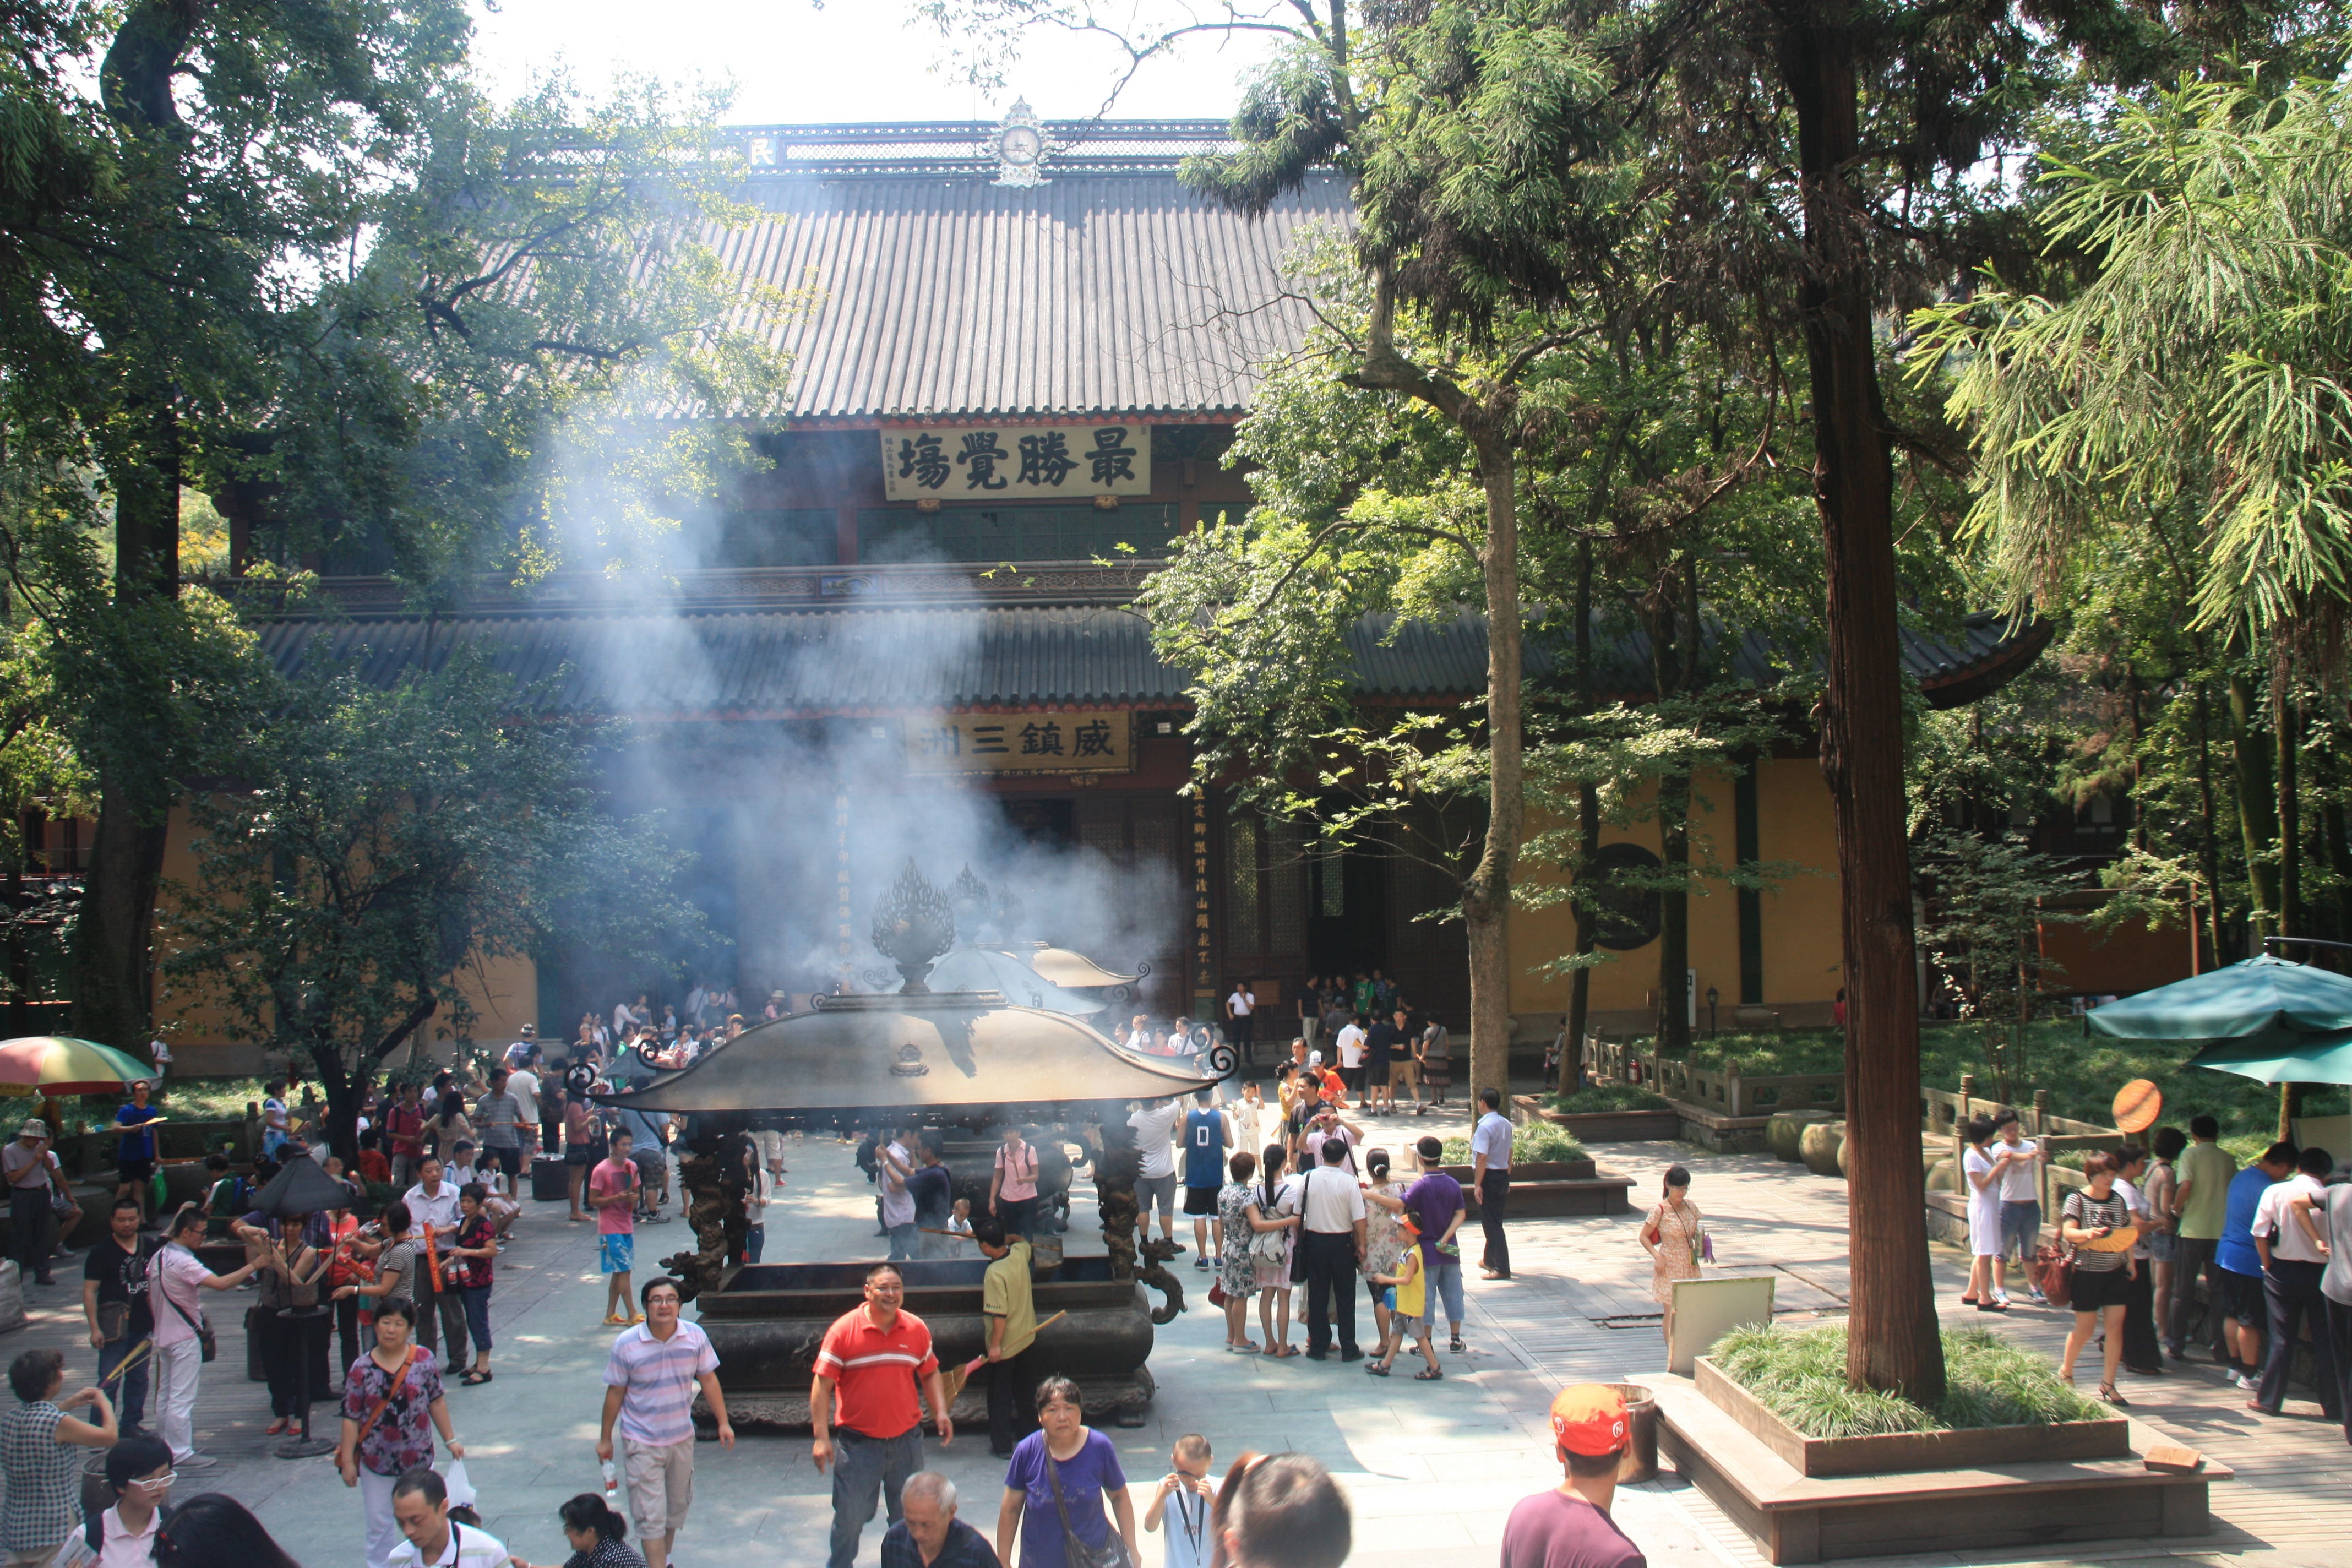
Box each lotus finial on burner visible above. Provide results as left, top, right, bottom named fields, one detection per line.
left=949, top=865, right=991, bottom=940
left=872, top=859, right=955, bottom=993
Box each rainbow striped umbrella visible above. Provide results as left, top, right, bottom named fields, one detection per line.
left=0, top=1036, right=160, bottom=1096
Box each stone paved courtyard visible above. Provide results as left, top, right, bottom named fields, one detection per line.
left=2, top=1120, right=2344, bottom=1568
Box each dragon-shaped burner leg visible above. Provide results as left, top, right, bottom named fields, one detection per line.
left=1092, top=1119, right=1182, bottom=1323
left=661, top=1135, right=747, bottom=1303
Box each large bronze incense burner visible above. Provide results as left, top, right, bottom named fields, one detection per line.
left=594, top=863, right=1227, bottom=1429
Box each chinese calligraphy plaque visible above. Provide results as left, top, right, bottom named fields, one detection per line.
left=881, top=423, right=1153, bottom=501
left=903, top=711, right=1134, bottom=775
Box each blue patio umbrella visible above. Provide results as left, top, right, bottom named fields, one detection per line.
left=2185, top=1031, right=2352, bottom=1086
left=2086, top=954, right=2352, bottom=1096
left=2084, top=955, right=2352, bottom=1052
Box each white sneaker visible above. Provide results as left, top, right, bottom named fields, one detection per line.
left=2234, top=1373, right=2258, bottom=1391
left=178, top=1453, right=218, bottom=1470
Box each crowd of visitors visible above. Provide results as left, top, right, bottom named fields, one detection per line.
left=33, top=987, right=2352, bottom=1568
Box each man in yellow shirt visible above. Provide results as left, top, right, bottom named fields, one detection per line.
left=976, top=1218, right=1038, bottom=1458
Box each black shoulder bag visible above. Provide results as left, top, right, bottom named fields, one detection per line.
left=1045, top=1447, right=1134, bottom=1568
left=156, top=1251, right=217, bottom=1362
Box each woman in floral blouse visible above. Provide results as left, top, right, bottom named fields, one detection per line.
left=336, top=1297, right=464, bottom=1568
left=1216, top=1150, right=1261, bottom=1352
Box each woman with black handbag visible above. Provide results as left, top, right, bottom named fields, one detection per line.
left=2058, top=1152, right=2139, bottom=1406
left=995, top=1377, right=1139, bottom=1568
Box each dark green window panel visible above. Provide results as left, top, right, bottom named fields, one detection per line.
left=711, top=508, right=838, bottom=568
left=856, top=504, right=1178, bottom=564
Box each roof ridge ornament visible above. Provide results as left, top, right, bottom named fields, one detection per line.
left=987, top=99, right=1054, bottom=187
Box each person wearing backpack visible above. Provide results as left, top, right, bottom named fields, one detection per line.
left=72, top=1430, right=174, bottom=1568
left=199, top=1156, right=247, bottom=1243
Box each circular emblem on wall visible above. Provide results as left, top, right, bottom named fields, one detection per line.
left=1585, top=842, right=1665, bottom=951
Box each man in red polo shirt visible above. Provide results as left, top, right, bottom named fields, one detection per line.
left=812, top=1262, right=954, bottom=1568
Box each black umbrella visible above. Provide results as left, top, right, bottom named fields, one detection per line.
left=248, top=1154, right=361, bottom=1218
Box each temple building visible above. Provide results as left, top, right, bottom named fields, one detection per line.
left=110, top=112, right=2156, bottom=1071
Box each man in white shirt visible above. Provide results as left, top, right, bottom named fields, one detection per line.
left=1471, top=1088, right=1515, bottom=1280
left=1297, top=1137, right=1368, bottom=1360
left=1334, top=1016, right=1369, bottom=1099
left=1298, top=1107, right=1362, bottom=1175
left=508, top=1059, right=542, bottom=1158
left=2249, top=1145, right=2340, bottom=1419
left=388, top=1468, right=506, bottom=1568
left=1990, top=1110, right=2045, bottom=1298
left=403, top=1155, right=469, bottom=1373
left=1128, top=1098, right=1184, bottom=1249
left=147, top=1037, right=172, bottom=1083
left=1224, top=980, right=1257, bottom=1067
left=879, top=1129, right=918, bottom=1260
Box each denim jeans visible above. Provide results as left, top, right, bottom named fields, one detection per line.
left=1999, top=1199, right=2041, bottom=1264
left=827, top=1426, right=924, bottom=1568
left=98, top=1333, right=151, bottom=1433
left=886, top=1222, right=917, bottom=1261
left=1418, top=1255, right=1466, bottom=1330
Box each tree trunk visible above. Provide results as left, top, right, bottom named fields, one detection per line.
left=2275, top=679, right=2300, bottom=941
left=2194, top=677, right=2223, bottom=968
left=70, top=405, right=182, bottom=1053
left=1783, top=6, right=1945, bottom=1402
left=1461, top=430, right=1523, bottom=1109
left=1562, top=540, right=1597, bottom=1098
left=2229, top=672, right=2279, bottom=949
left=1657, top=769, right=1693, bottom=1054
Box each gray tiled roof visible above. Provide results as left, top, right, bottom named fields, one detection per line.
left=252, top=605, right=2044, bottom=717
left=718, top=170, right=1352, bottom=419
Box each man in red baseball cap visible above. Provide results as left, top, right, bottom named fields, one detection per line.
left=1499, top=1384, right=1646, bottom=1568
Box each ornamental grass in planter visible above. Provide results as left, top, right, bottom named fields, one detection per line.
left=1439, top=1123, right=1586, bottom=1166
left=1702, top=1322, right=2125, bottom=1477
left=1544, top=1082, right=1673, bottom=1114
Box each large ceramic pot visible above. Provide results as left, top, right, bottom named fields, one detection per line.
left=1767, top=1110, right=1831, bottom=1163
left=1799, top=1120, right=1845, bottom=1177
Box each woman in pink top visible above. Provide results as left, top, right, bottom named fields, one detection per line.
left=991, top=1126, right=1041, bottom=1238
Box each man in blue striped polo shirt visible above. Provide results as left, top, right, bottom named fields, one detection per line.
left=597, top=1277, right=734, bottom=1568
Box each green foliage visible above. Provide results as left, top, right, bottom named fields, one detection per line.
left=1542, top=1081, right=1670, bottom=1113
left=1647, top=1022, right=2346, bottom=1142
left=1918, top=68, right=2352, bottom=636
left=160, top=650, right=705, bottom=1156
left=1713, top=1323, right=2108, bottom=1437
left=1438, top=1121, right=1585, bottom=1164
left=1914, top=827, right=2088, bottom=1102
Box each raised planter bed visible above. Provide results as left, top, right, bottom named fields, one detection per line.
left=1559, top=1109, right=1682, bottom=1141
left=1437, top=1161, right=1633, bottom=1217
left=1644, top=1371, right=2222, bottom=1565
left=1694, top=1357, right=2131, bottom=1477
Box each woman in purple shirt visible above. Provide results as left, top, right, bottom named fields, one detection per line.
left=996, top=1378, right=1137, bottom=1568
